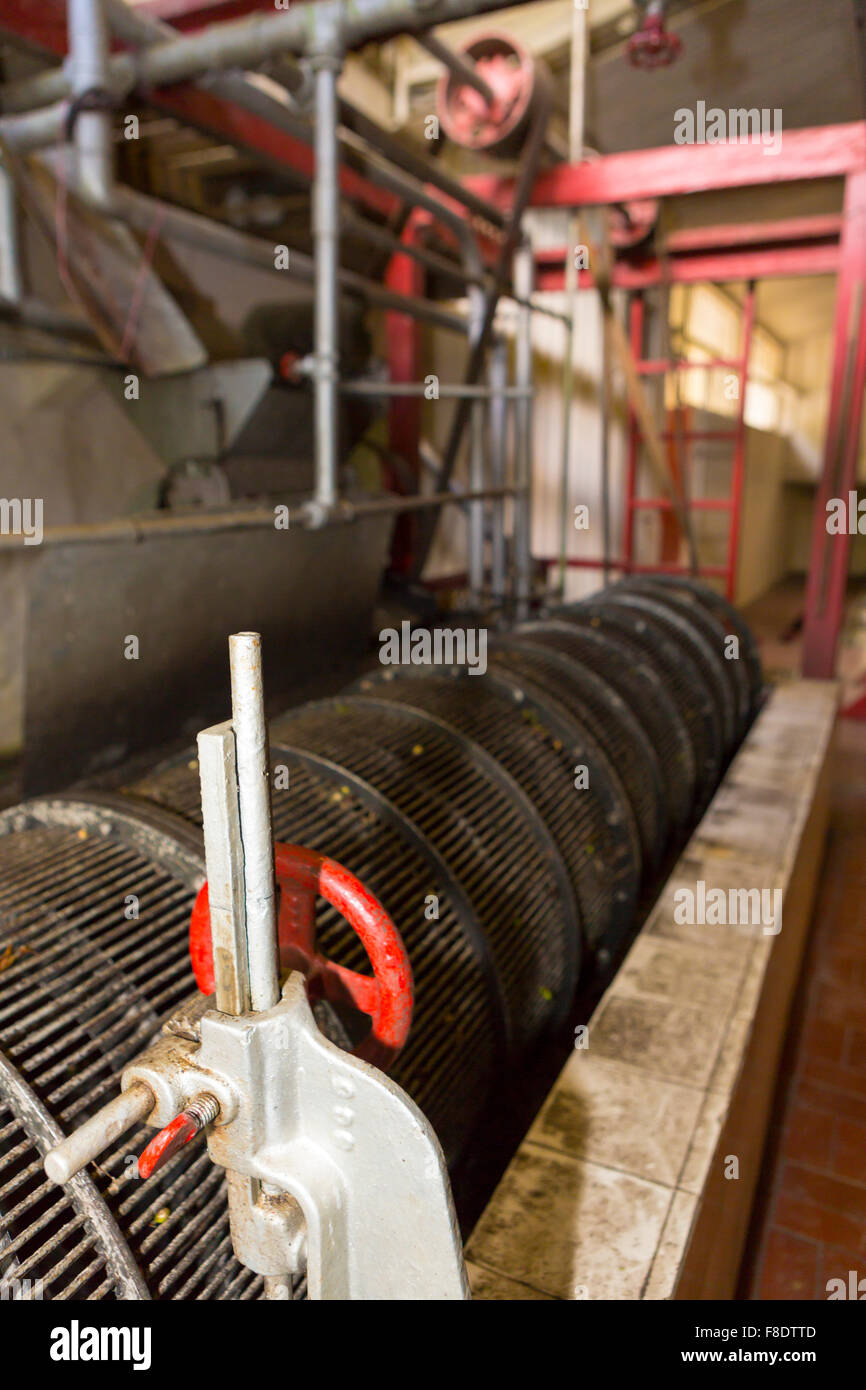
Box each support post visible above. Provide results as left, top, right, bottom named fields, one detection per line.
left=228, top=632, right=279, bottom=1014
left=513, top=241, right=534, bottom=620
left=802, top=170, right=866, bottom=678
left=312, top=56, right=341, bottom=517
left=467, top=283, right=486, bottom=607
left=68, top=0, right=114, bottom=205
left=488, top=338, right=508, bottom=605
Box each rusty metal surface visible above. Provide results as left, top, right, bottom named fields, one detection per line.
left=21, top=514, right=392, bottom=794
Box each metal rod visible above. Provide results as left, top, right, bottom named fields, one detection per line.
left=44, top=1081, right=155, bottom=1185
left=312, top=58, right=340, bottom=515
left=415, top=32, right=496, bottom=106
left=102, top=0, right=510, bottom=245
left=557, top=236, right=577, bottom=599
left=0, top=0, right=529, bottom=112
left=338, top=380, right=532, bottom=399
left=0, top=168, right=23, bottom=302
left=197, top=721, right=252, bottom=1015
left=68, top=0, right=113, bottom=206
left=229, top=633, right=279, bottom=1014
left=488, top=339, right=508, bottom=604
left=411, top=63, right=553, bottom=577
left=513, top=241, right=534, bottom=621
left=335, top=93, right=505, bottom=230
left=107, top=185, right=472, bottom=336
left=0, top=489, right=520, bottom=550
left=466, top=283, right=486, bottom=607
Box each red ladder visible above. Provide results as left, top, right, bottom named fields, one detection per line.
left=622, top=281, right=756, bottom=601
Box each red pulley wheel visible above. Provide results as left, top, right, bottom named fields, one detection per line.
left=189, top=842, right=413, bottom=1072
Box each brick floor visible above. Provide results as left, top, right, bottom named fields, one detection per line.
left=741, top=718, right=866, bottom=1298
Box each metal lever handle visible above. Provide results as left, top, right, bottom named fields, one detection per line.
left=44, top=1081, right=155, bottom=1185
left=138, top=1092, right=220, bottom=1179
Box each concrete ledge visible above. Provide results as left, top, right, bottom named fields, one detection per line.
left=466, top=679, right=838, bottom=1301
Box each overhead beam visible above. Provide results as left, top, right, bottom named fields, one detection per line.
left=535, top=243, right=841, bottom=292
left=466, top=123, right=866, bottom=209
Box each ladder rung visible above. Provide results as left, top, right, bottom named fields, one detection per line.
left=630, top=497, right=734, bottom=512
left=659, top=429, right=739, bottom=441
left=637, top=358, right=743, bottom=375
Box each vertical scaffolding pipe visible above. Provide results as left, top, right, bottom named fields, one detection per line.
left=0, top=168, right=22, bottom=302
left=513, top=242, right=534, bottom=620
left=312, top=57, right=341, bottom=513
left=488, top=338, right=508, bottom=604
left=68, top=0, right=114, bottom=206
left=467, top=285, right=486, bottom=606
left=229, top=632, right=279, bottom=1013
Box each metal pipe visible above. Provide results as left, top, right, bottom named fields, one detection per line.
left=0, top=489, right=519, bottom=551
left=105, top=184, right=470, bottom=335
left=229, top=633, right=279, bottom=1015
left=411, top=62, right=553, bottom=577
left=415, top=32, right=496, bottom=107
left=488, top=339, right=508, bottom=604
left=0, top=103, right=69, bottom=153
left=68, top=0, right=114, bottom=206
left=513, top=241, right=534, bottom=621
left=467, top=284, right=486, bottom=608
left=0, top=0, right=528, bottom=112
left=312, top=58, right=341, bottom=516
left=44, top=1081, right=155, bottom=1185
left=335, top=93, right=505, bottom=230
left=0, top=168, right=23, bottom=302
left=338, top=380, right=532, bottom=399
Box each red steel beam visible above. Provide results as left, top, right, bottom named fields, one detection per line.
left=535, top=242, right=840, bottom=292
left=802, top=169, right=866, bottom=678
left=467, top=123, right=866, bottom=211
left=0, top=0, right=401, bottom=221
left=665, top=214, right=843, bottom=253
left=384, top=214, right=426, bottom=576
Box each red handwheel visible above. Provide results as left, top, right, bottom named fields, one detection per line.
left=189, top=843, right=413, bottom=1071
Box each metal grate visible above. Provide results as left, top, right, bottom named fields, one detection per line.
left=130, top=752, right=499, bottom=1168
left=490, top=636, right=666, bottom=873
left=613, top=579, right=750, bottom=739
left=0, top=805, right=264, bottom=1301
left=630, top=575, right=763, bottom=724
left=601, top=590, right=736, bottom=752
left=349, top=665, right=638, bottom=952
left=555, top=599, right=723, bottom=808
left=523, top=620, right=696, bottom=831
left=270, top=698, right=579, bottom=1049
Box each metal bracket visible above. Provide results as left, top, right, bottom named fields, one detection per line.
left=198, top=974, right=467, bottom=1299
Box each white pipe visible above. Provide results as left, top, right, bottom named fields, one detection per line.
left=44, top=1081, right=155, bottom=1185
left=312, top=60, right=340, bottom=517
left=229, top=633, right=279, bottom=1015
left=0, top=168, right=23, bottom=302
left=68, top=0, right=114, bottom=206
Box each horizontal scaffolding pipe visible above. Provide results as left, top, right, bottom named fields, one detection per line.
left=0, top=490, right=523, bottom=550
left=0, top=0, right=529, bottom=112
left=338, top=380, right=533, bottom=399
left=538, top=556, right=730, bottom=579
left=107, top=186, right=475, bottom=336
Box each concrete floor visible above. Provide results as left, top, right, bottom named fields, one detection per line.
left=740, top=579, right=866, bottom=1299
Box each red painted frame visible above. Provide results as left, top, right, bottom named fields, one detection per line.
left=2, top=0, right=865, bottom=670
left=517, top=129, right=866, bottom=676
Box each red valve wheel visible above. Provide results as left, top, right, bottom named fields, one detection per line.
left=189, top=843, right=413, bottom=1071
left=627, top=11, right=682, bottom=69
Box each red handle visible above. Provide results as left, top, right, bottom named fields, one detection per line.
left=189, top=843, right=413, bottom=1071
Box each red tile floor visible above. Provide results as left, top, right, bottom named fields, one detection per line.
left=738, top=582, right=866, bottom=1299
